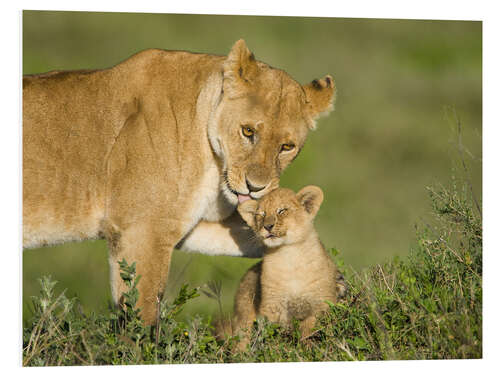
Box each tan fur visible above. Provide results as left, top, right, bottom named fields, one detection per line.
left=23, top=40, right=336, bottom=325
left=220, top=186, right=344, bottom=350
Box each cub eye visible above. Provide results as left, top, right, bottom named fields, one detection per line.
left=277, top=208, right=287, bottom=215
left=242, top=126, right=255, bottom=138
left=280, top=143, right=295, bottom=152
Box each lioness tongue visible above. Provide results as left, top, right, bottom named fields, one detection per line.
left=238, top=194, right=252, bottom=204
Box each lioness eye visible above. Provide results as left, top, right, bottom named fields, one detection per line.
left=280, top=143, right=295, bottom=152
left=242, top=126, right=255, bottom=138
left=277, top=208, right=287, bottom=215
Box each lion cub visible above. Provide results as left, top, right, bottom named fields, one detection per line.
left=223, top=186, right=346, bottom=348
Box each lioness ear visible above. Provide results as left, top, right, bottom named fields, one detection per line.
left=296, top=185, right=324, bottom=218
left=303, top=75, right=336, bottom=129
left=223, top=39, right=258, bottom=97
left=237, top=200, right=259, bottom=227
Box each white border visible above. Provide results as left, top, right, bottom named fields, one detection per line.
left=3, top=1, right=497, bottom=374
left=16, top=0, right=486, bottom=20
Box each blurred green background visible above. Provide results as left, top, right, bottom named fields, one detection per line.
left=22, top=11, right=482, bottom=323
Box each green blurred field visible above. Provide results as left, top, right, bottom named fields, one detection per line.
left=22, top=11, right=482, bottom=322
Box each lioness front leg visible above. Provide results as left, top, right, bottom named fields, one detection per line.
left=178, top=211, right=265, bottom=258
left=106, top=220, right=179, bottom=325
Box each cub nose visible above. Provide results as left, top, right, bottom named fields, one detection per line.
left=264, top=223, right=274, bottom=232
left=246, top=179, right=266, bottom=193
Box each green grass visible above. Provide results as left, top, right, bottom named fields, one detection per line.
left=22, top=178, right=481, bottom=365
left=22, top=11, right=481, bottom=323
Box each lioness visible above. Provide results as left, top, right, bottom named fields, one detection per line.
left=23, top=39, right=335, bottom=324
left=219, top=186, right=346, bottom=349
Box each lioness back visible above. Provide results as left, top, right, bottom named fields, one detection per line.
left=22, top=49, right=225, bottom=248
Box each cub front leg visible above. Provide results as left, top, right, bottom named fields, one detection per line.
left=230, top=262, right=262, bottom=350
left=299, top=315, right=317, bottom=338
left=105, top=219, right=180, bottom=325
left=258, top=297, right=287, bottom=326
left=300, top=301, right=332, bottom=338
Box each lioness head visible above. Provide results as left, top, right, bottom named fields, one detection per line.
left=208, top=40, right=335, bottom=205
left=237, top=186, right=324, bottom=248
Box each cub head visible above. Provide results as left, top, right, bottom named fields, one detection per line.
left=208, top=39, right=335, bottom=205
left=237, top=186, right=324, bottom=248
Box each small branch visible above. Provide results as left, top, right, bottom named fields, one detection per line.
left=335, top=339, right=356, bottom=360
left=80, top=330, right=94, bottom=365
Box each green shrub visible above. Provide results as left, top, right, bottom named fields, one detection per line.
left=317, top=180, right=482, bottom=360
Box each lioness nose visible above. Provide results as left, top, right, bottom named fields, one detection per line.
left=246, top=179, right=266, bottom=193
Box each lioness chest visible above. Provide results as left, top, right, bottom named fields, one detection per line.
left=187, top=161, right=235, bottom=225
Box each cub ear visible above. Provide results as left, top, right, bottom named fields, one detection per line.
left=237, top=199, right=259, bottom=227
left=296, top=185, right=324, bottom=218
left=302, top=75, right=336, bottom=129
left=223, top=39, right=259, bottom=97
